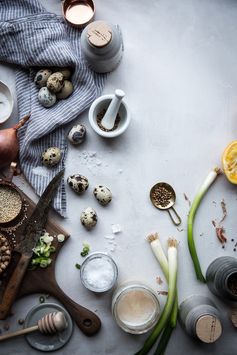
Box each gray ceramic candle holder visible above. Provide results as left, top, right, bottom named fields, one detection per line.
left=206, top=256, right=237, bottom=302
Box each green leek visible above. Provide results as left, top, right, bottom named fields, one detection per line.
left=188, top=167, right=221, bottom=282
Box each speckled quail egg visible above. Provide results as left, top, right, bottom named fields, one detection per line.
left=67, top=174, right=89, bottom=194
left=38, top=87, right=56, bottom=108
left=47, top=72, right=64, bottom=93
left=56, top=80, right=74, bottom=100
left=93, top=185, right=112, bottom=206
left=80, top=207, right=97, bottom=229
left=41, top=147, right=61, bottom=167
left=34, top=69, right=52, bottom=88
left=59, top=68, right=72, bottom=80
left=68, top=124, right=86, bottom=145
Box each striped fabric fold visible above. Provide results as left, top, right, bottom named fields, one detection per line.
left=0, top=0, right=106, bottom=216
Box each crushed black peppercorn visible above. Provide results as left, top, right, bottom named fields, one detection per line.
left=96, top=109, right=121, bottom=132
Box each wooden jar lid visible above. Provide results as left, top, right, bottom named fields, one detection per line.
left=196, top=315, right=222, bottom=343
left=87, top=21, right=112, bottom=48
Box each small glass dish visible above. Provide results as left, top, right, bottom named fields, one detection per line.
left=80, top=252, right=118, bottom=293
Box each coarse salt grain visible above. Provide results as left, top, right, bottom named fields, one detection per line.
left=104, top=235, right=115, bottom=240
left=82, top=257, right=115, bottom=291
left=112, top=224, right=121, bottom=234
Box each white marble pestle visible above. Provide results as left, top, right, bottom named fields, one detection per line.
left=100, top=89, right=125, bottom=130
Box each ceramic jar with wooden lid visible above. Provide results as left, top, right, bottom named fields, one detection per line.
left=179, top=295, right=222, bottom=344
left=81, top=20, right=123, bottom=73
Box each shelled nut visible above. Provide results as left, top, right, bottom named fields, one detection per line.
left=0, top=234, right=11, bottom=274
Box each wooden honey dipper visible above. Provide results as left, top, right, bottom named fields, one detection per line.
left=0, top=311, right=67, bottom=342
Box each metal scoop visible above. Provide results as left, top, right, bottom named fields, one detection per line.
left=150, top=182, right=181, bottom=226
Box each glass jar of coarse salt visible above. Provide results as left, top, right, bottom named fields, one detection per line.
left=80, top=252, right=118, bottom=292
left=112, top=282, right=160, bottom=334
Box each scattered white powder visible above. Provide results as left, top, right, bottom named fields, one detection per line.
left=112, top=224, right=122, bottom=234
left=0, top=92, right=12, bottom=123
left=82, top=257, right=115, bottom=290
left=78, top=151, right=109, bottom=175
left=104, top=235, right=115, bottom=240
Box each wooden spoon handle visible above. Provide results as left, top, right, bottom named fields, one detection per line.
left=48, top=282, right=101, bottom=336
left=0, top=325, right=38, bottom=342
left=0, top=254, right=31, bottom=320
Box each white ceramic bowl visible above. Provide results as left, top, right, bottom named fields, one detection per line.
left=0, top=81, right=13, bottom=124
left=89, top=94, right=130, bottom=138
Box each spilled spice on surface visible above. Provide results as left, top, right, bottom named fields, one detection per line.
left=183, top=193, right=191, bottom=206
left=156, top=276, right=163, bottom=285
left=96, top=108, right=121, bottom=132
left=220, top=199, right=227, bottom=223
left=215, top=226, right=227, bottom=244
left=157, top=291, right=168, bottom=296
left=212, top=220, right=216, bottom=228
left=212, top=199, right=228, bottom=246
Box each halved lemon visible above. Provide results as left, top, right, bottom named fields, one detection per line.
left=222, top=141, right=237, bottom=184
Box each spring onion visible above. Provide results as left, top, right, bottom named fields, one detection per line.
left=147, top=233, right=178, bottom=355
left=30, top=232, right=56, bottom=269
left=148, top=233, right=168, bottom=280
left=80, top=242, right=90, bottom=257
left=188, top=167, right=221, bottom=282
left=153, top=323, right=173, bottom=355
left=136, top=238, right=178, bottom=355
left=57, top=234, right=65, bottom=243
left=147, top=233, right=178, bottom=327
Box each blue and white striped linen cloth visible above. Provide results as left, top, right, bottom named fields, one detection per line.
left=0, top=0, right=106, bottom=216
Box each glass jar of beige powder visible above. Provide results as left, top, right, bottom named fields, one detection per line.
left=112, top=282, right=160, bottom=334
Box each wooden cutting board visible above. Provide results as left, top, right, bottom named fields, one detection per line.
left=0, top=185, right=101, bottom=336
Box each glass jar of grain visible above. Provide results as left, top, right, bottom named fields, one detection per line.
left=112, top=282, right=160, bottom=334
